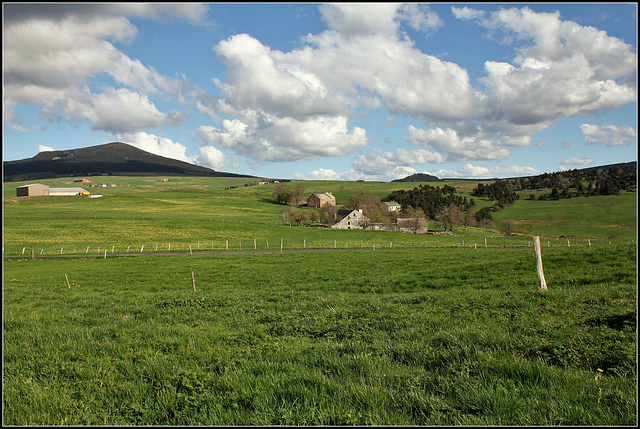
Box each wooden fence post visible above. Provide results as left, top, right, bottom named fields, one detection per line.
left=65, top=274, right=71, bottom=289
left=191, top=271, right=196, bottom=292
left=533, top=236, right=548, bottom=291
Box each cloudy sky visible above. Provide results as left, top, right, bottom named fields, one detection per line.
left=3, top=3, right=637, bottom=180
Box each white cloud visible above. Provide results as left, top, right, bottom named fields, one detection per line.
left=196, top=113, right=368, bottom=162
left=561, top=156, right=593, bottom=166
left=197, top=145, right=226, bottom=170
left=118, top=132, right=196, bottom=164
left=580, top=124, right=637, bottom=147
left=3, top=6, right=191, bottom=134
left=455, top=6, right=636, bottom=141
left=37, top=145, right=54, bottom=153
left=319, top=3, right=403, bottom=37
left=57, top=88, right=184, bottom=133
left=432, top=163, right=540, bottom=179
left=404, top=126, right=511, bottom=161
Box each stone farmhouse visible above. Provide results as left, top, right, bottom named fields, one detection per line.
left=331, top=209, right=370, bottom=230
left=307, top=192, right=336, bottom=208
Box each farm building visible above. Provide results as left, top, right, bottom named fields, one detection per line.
left=397, top=218, right=429, bottom=234
left=384, top=201, right=401, bottom=212
left=331, top=209, right=371, bottom=230
left=49, top=187, right=89, bottom=196
left=307, top=192, right=336, bottom=208
left=16, top=183, right=49, bottom=197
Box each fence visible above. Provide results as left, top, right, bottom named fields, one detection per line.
left=3, top=236, right=620, bottom=258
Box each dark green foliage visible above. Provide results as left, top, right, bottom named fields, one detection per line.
left=386, top=184, right=474, bottom=220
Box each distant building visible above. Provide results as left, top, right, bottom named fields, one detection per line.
left=16, top=184, right=49, bottom=197
left=384, top=201, right=401, bottom=212
left=73, top=178, right=91, bottom=183
left=307, top=192, right=336, bottom=208
left=48, top=187, right=89, bottom=196
left=331, top=209, right=370, bottom=230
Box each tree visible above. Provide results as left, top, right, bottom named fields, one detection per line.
left=291, top=184, right=306, bottom=206
left=272, top=183, right=292, bottom=205
left=401, top=206, right=427, bottom=234
left=436, top=203, right=463, bottom=232
left=281, top=207, right=309, bottom=226
left=475, top=207, right=493, bottom=228
left=501, top=220, right=516, bottom=236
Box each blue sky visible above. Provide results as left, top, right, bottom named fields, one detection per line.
left=3, top=3, right=637, bottom=181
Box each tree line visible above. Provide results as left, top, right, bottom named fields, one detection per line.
left=386, top=184, right=479, bottom=232
left=473, top=165, right=637, bottom=202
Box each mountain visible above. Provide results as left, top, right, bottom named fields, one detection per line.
left=3, top=142, right=256, bottom=181
left=391, top=173, right=442, bottom=183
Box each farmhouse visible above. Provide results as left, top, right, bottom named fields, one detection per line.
left=16, top=183, right=49, bottom=197
left=332, top=209, right=371, bottom=230
left=307, top=192, right=336, bottom=208
left=384, top=201, right=401, bottom=212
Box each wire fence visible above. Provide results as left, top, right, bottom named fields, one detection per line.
left=3, top=236, right=623, bottom=258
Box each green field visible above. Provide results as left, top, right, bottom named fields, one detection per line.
left=2, top=176, right=638, bottom=425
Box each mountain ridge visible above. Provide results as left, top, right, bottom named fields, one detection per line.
left=3, top=142, right=256, bottom=181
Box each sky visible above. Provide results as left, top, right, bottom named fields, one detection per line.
left=2, top=2, right=637, bottom=181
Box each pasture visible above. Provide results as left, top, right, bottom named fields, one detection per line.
left=2, top=175, right=638, bottom=425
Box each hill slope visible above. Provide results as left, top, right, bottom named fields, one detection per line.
left=3, top=142, right=255, bottom=181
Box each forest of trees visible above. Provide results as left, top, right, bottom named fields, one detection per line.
left=472, top=165, right=637, bottom=202
left=385, top=184, right=476, bottom=231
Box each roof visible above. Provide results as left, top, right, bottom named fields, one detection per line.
left=49, top=187, right=88, bottom=193
left=16, top=183, right=48, bottom=188
left=310, top=192, right=335, bottom=200
left=397, top=218, right=428, bottom=227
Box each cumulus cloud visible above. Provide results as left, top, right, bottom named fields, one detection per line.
left=196, top=113, right=368, bottom=162
left=455, top=6, right=637, bottom=139
left=580, top=124, right=637, bottom=147
left=403, top=126, right=511, bottom=161
left=118, top=132, right=196, bottom=164
left=197, top=145, right=227, bottom=170
left=3, top=4, right=192, bottom=134
left=57, top=88, right=184, bottom=133
left=38, top=145, right=54, bottom=153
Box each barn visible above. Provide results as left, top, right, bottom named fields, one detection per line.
left=307, top=192, right=336, bottom=208
left=16, top=184, right=49, bottom=197
left=48, top=187, right=89, bottom=196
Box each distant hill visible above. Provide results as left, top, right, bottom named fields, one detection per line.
left=393, top=161, right=637, bottom=183
left=3, top=142, right=256, bottom=182
left=391, top=173, right=442, bottom=183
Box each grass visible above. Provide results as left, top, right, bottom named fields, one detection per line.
left=3, top=175, right=637, bottom=425
left=3, top=243, right=637, bottom=425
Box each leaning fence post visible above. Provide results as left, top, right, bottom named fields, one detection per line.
left=191, top=271, right=196, bottom=292
left=533, top=236, right=548, bottom=291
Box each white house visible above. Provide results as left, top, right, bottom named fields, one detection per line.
left=331, top=209, right=370, bottom=230
left=384, top=201, right=401, bottom=212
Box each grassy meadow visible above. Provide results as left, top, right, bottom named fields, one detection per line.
left=2, top=175, right=638, bottom=425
